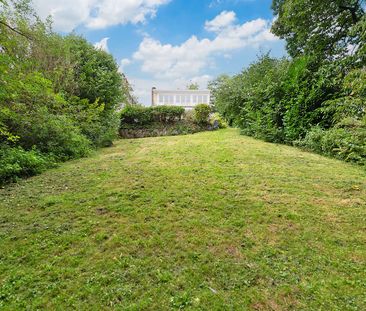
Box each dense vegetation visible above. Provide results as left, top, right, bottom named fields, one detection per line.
left=0, top=0, right=129, bottom=184
left=120, top=105, right=185, bottom=127
left=119, top=104, right=223, bottom=138
left=210, top=0, right=366, bottom=165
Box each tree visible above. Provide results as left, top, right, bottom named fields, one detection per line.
left=272, top=0, right=366, bottom=59
left=65, top=35, right=123, bottom=111
left=187, top=82, right=199, bottom=90
left=0, top=0, right=131, bottom=183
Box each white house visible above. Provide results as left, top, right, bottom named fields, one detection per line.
left=152, top=88, right=210, bottom=110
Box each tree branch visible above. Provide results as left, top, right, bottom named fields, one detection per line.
left=0, top=20, right=32, bottom=40
left=339, top=5, right=359, bottom=24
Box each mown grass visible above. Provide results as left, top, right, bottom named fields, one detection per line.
left=0, top=128, right=365, bottom=310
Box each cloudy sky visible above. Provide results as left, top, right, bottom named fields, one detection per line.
left=31, top=0, right=286, bottom=105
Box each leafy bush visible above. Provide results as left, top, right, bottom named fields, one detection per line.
left=12, top=112, right=92, bottom=161
left=69, top=98, right=119, bottom=147
left=194, top=104, right=211, bottom=124
left=0, top=146, right=56, bottom=185
left=88, top=111, right=119, bottom=147
left=120, top=105, right=185, bottom=128
left=152, top=106, right=185, bottom=122
left=295, top=119, right=366, bottom=165
left=209, top=112, right=228, bottom=129
left=120, top=105, right=154, bottom=127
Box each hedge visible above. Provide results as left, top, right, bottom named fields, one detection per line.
left=120, top=105, right=185, bottom=127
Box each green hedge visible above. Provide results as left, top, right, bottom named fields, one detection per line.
left=120, top=105, right=185, bottom=128
left=153, top=105, right=185, bottom=122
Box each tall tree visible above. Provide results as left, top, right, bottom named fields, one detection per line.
left=272, top=0, right=365, bottom=59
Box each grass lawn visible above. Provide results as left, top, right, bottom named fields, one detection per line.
left=0, top=128, right=365, bottom=310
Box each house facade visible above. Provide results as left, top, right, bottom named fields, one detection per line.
left=152, top=88, right=210, bottom=110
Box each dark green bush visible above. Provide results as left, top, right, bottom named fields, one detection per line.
left=194, top=104, right=211, bottom=124
left=0, top=145, right=56, bottom=185
left=120, top=105, right=154, bottom=126
left=152, top=106, right=184, bottom=122
left=120, top=105, right=185, bottom=128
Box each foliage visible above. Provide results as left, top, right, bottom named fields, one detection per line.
left=0, top=0, right=130, bottom=184
left=209, top=0, right=366, bottom=165
left=120, top=105, right=185, bottom=128
left=120, top=105, right=154, bottom=126
left=119, top=120, right=208, bottom=138
left=209, top=112, right=228, bottom=129
left=152, top=105, right=185, bottom=123
left=208, top=74, right=240, bottom=126
left=0, top=145, right=55, bottom=185
left=119, top=105, right=217, bottom=138
left=296, top=67, right=366, bottom=165
left=193, top=104, right=211, bottom=124
left=65, top=35, right=123, bottom=111
left=187, top=82, right=199, bottom=90
left=296, top=119, right=366, bottom=165
left=271, top=0, right=365, bottom=60
left=211, top=55, right=290, bottom=142
left=1, top=129, right=366, bottom=309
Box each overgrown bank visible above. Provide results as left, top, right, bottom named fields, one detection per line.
left=0, top=0, right=131, bottom=184
left=209, top=0, right=366, bottom=165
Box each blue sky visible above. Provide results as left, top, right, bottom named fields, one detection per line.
left=32, top=0, right=286, bottom=104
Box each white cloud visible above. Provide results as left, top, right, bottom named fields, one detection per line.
left=205, top=11, right=236, bottom=33
left=32, top=0, right=170, bottom=32
left=132, top=12, right=278, bottom=80
left=94, top=37, right=109, bottom=53
left=120, top=58, right=132, bottom=72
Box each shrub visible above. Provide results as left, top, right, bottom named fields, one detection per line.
left=120, top=105, right=154, bottom=127
left=194, top=104, right=211, bottom=124
left=152, top=106, right=184, bottom=123
left=14, top=112, right=92, bottom=161
left=0, top=146, right=56, bottom=185
left=209, top=112, right=228, bottom=129
left=80, top=110, right=119, bottom=147
left=120, top=105, right=185, bottom=128
left=295, top=119, right=366, bottom=165
left=184, top=110, right=195, bottom=123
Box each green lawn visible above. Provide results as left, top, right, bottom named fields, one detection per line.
left=0, top=129, right=365, bottom=310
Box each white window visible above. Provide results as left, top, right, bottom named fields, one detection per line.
left=159, top=94, right=164, bottom=104
left=203, top=95, right=208, bottom=103
left=198, top=95, right=203, bottom=103
left=192, top=95, right=197, bottom=104
left=175, top=95, right=181, bottom=104
left=185, top=95, right=191, bottom=104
